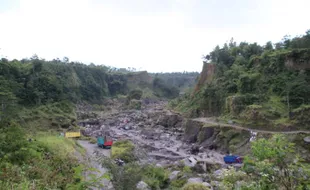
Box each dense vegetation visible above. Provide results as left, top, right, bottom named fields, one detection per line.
left=0, top=58, right=169, bottom=107
left=0, top=122, right=86, bottom=189
left=171, top=30, right=310, bottom=130
left=220, top=135, right=310, bottom=190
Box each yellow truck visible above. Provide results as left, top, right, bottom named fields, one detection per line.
left=65, top=131, right=81, bottom=138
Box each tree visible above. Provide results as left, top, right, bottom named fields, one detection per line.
left=281, top=72, right=310, bottom=118
left=264, top=41, right=273, bottom=50
left=0, top=91, right=16, bottom=121
left=63, top=57, right=69, bottom=63
left=30, top=54, right=39, bottom=60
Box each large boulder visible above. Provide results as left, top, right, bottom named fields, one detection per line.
left=304, top=136, right=310, bottom=143
left=183, top=120, right=204, bottom=143
left=136, top=181, right=150, bottom=190
left=156, top=113, right=183, bottom=128
left=182, top=157, right=198, bottom=167
left=169, top=171, right=180, bottom=181
left=187, top=177, right=203, bottom=183
left=202, top=182, right=213, bottom=189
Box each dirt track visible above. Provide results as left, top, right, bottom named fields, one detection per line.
left=77, top=140, right=113, bottom=190
left=192, top=118, right=310, bottom=134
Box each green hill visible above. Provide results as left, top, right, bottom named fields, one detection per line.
left=171, top=30, right=310, bottom=130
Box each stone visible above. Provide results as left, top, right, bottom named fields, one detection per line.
left=190, top=145, right=200, bottom=154
left=183, top=156, right=198, bottom=167
left=124, top=125, right=131, bottom=130
left=202, top=182, right=213, bottom=189
left=304, top=136, right=310, bottom=143
left=100, top=125, right=106, bottom=130
left=227, top=120, right=234, bottom=124
left=169, top=171, right=180, bottom=181
left=213, top=169, right=227, bottom=180
left=136, top=181, right=150, bottom=190
left=155, top=163, right=163, bottom=168
left=187, top=177, right=203, bottom=183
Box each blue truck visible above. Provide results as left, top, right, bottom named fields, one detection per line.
left=223, top=155, right=243, bottom=164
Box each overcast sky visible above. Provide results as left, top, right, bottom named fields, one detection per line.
left=0, top=0, right=309, bottom=72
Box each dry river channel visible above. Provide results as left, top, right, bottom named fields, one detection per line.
left=77, top=102, right=243, bottom=189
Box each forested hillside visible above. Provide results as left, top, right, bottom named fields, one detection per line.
left=171, top=30, right=310, bottom=130
left=150, top=72, right=199, bottom=92
left=0, top=57, right=197, bottom=108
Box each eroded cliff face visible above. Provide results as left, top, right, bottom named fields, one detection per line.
left=193, top=63, right=215, bottom=94
left=285, top=49, right=310, bottom=70
left=183, top=119, right=252, bottom=155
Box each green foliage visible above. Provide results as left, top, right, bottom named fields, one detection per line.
left=128, top=89, right=143, bottom=100
left=142, top=165, right=169, bottom=189
left=100, top=158, right=143, bottom=190
left=150, top=72, right=199, bottom=93
left=0, top=122, right=36, bottom=164
left=0, top=121, right=85, bottom=189
left=153, top=77, right=180, bottom=99
left=242, top=135, right=310, bottom=190
left=218, top=167, right=248, bottom=190
left=89, top=137, right=97, bottom=144
left=182, top=183, right=210, bottom=190
left=111, top=140, right=136, bottom=163
left=66, top=165, right=109, bottom=190
left=173, top=30, right=310, bottom=129
left=17, top=101, right=76, bottom=130
left=170, top=178, right=188, bottom=189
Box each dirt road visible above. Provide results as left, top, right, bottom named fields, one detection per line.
left=192, top=118, right=310, bottom=134
left=77, top=140, right=113, bottom=190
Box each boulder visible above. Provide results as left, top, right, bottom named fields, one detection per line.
left=156, top=114, right=183, bottom=128
left=183, top=157, right=198, bottom=167
left=136, top=181, right=150, bottom=190
left=169, top=171, right=180, bottom=181
left=227, top=120, right=234, bottom=124
left=202, top=182, right=213, bottom=189
left=183, top=120, right=204, bottom=143
left=155, top=163, right=163, bottom=168
left=100, top=125, right=106, bottom=130
left=190, top=145, right=200, bottom=155
left=187, top=177, right=203, bottom=183
left=213, top=169, right=227, bottom=180
left=304, top=136, right=310, bottom=143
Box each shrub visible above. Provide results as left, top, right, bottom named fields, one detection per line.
left=89, top=137, right=97, bottom=144
left=142, top=165, right=169, bottom=189
left=100, top=158, right=142, bottom=190
left=111, top=140, right=136, bottom=163
left=128, top=89, right=143, bottom=100
left=170, top=178, right=187, bottom=188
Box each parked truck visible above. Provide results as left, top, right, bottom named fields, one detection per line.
left=223, top=155, right=243, bottom=164
left=97, top=136, right=113, bottom=149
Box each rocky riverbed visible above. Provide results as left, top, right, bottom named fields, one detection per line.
left=78, top=101, right=229, bottom=170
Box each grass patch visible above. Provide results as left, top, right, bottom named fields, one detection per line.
left=0, top=123, right=83, bottom=190
left=111, top=140, right=136, bottom=163
left=36, top=135, right=77, bottom=159
left=17, top=101, right=76, bottom=132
